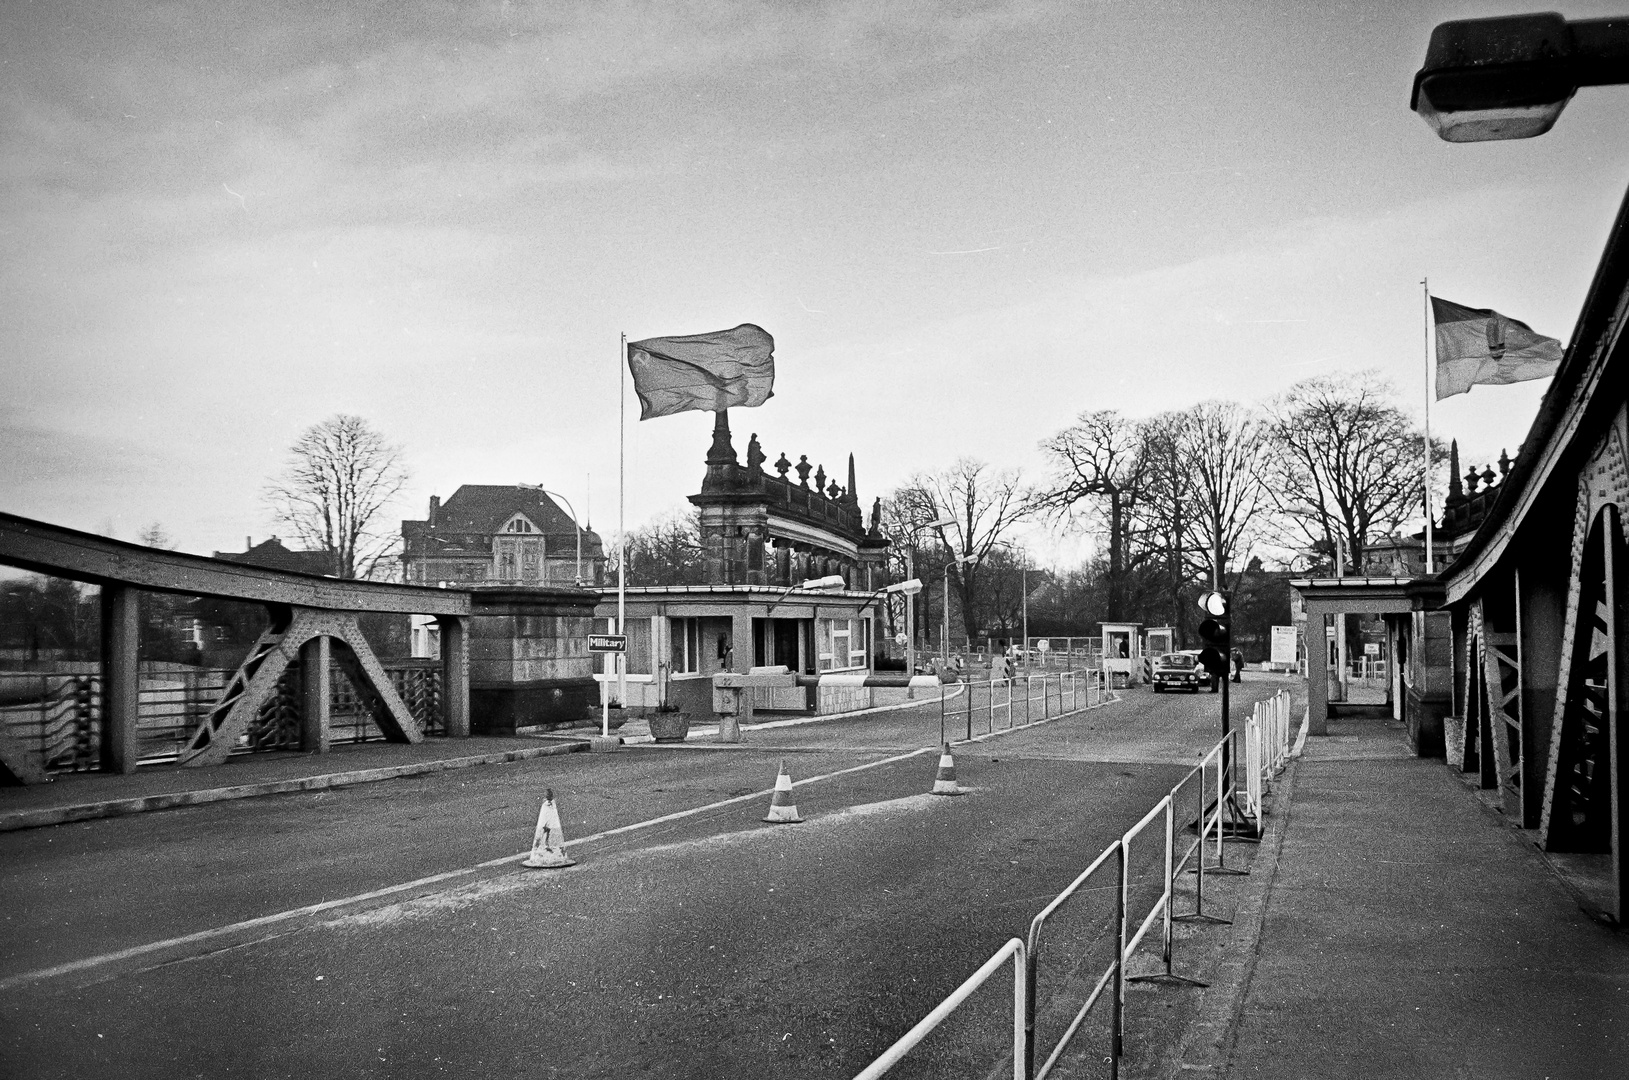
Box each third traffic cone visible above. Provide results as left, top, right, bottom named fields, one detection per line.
left=931, top=743, right=963, bottom=796
left=522, top=788, right=577, bottom=869
left=762, top=758, right=804, bottom=823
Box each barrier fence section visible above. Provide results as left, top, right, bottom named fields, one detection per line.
left=1242, top=690, right=1292, bottom=822
left=0, top=663, right=445, bottom=773
left=860, top=694, right=1297, bottom=1080
left=937, top=670, right=1111, bottom=745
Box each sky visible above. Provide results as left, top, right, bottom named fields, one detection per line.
left=3, top=0, right=1627, bottom=569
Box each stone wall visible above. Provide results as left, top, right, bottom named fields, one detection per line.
left=468, top=588, right=597, bottom=733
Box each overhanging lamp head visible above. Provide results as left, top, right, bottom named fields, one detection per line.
left=1408, top=12, right=1629, bottom=142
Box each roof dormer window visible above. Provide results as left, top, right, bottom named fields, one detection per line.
left=503, top=515, right=537, bottom=534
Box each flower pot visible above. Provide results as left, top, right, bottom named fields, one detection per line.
left=648, top=712, right=691, bottom=743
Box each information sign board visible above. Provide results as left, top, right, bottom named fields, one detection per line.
left=1270, top=625, right=1299, bottom=666
left=588, top=634, right=627, bottom=653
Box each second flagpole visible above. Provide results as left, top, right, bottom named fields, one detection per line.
left=1422, top=279, right=1435, bottom=574
left=618, top=332, right=628, bottom=725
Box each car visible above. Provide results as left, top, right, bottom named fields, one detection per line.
left=1151, top=651, right=1210, bottom=693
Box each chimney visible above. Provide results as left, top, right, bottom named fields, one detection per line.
left=245, top=536, right=251, bottom=550
left=428, top=495, right=440, bottom=526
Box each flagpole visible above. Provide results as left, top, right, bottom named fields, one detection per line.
left=1422, top=278, right=1435, bottom=576
left=618, top=332, right=628, bottom=724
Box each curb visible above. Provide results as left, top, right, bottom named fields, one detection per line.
left=0, top=741, right=590, bottom=833
left=1170, top=711, right=1305, bottom=1077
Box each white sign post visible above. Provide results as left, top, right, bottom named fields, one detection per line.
left=589, top=635, right=628, bottom=736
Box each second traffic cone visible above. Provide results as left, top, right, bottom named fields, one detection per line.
left=522, top=788, right=577, bottom=869
left=931, top=743, right=963, bottom=796
left=762, top=758, right=804, bottom=823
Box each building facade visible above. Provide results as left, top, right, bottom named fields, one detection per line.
left=595, top=411, right=893, bottom=716
left=400, top=485, right=605, bottom=588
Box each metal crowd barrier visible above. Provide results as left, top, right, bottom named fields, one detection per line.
left=851, top=937, right=1028, bottom=1080
left=937, top=670, right=1111, bottom=745
left=860, top=691, right=1298, bottom=1080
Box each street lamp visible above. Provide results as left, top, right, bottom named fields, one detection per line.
left=1411, top=13, right=1629, bottom=142
left=858, top=578, right=925, bottom=674
left=768, top=574, right=848, bottom=609
left=519, top=484, right=585, bottom=584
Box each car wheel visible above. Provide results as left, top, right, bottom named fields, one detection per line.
left=1153, top=684, right=1162, bottom=693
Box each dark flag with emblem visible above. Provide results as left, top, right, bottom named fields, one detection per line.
left=626, top=324, right=775, bottom=420
left=1431, top=296, right=1562, bottom=400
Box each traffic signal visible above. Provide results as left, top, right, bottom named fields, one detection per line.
left=1197, top=615, right=1230, bottom=680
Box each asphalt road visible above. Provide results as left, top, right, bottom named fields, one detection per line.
left=0, top=676, right=1292, bottom=1079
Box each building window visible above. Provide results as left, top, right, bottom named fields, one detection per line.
left=594, top=616, right=651, bottom=676
left=669, top=616, right=733, bottom=675
left=505, top=518, right=535, bottom=533
left=817, top=617, right=869, bottom=671
left=670, top=617, right=703, bottom=673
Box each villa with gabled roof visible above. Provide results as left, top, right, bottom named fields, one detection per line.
left=400, top=485, right=605, bottom=588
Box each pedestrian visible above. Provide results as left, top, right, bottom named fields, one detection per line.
left=1231, top=648, right=1244, bottom=683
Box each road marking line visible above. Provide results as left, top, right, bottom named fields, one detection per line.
left=0, top=746, right=936, bottom=993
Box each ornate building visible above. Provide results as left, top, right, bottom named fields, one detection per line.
left=596, top=410, right=894, bottom=716
left=400, top=485, right=605, bottom=587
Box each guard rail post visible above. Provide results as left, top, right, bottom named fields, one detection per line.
left=939, top=680, right=947, bottom=748
left=1175, top=741, right=1231, bottom=926
left=1209, top=731, right=1248, bottom=877
left=988, top=676, right=995, bottom=734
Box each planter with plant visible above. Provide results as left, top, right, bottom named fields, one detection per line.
left=647, top=700, right=690, bottom=743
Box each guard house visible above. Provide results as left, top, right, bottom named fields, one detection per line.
left=1099, top=621, right=1143, bottom=687
left=596, top=411, right=891, bottom=716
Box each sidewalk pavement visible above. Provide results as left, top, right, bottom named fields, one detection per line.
left=0, top=735, right=588, bottom=832
left=1187, top=708, right=1628, bottom=1079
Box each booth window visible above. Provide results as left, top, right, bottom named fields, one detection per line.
left=817, top=617, right=869, bottom=671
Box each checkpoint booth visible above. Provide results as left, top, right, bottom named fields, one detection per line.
left=1099, top=622, right=1143, bottom=688
left=1143, top=626, right=1175, bottom=681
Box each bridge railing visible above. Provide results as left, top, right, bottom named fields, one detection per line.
left=0, top=662, right=445, bottom=773
left=858, top=693, right=1297, bottom=1080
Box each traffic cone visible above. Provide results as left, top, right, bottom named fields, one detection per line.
left=522, top=788, right=577, bottom=869
left=931, top=743, right=963, bottom=796
left=762, top=758, right=804, bottom=823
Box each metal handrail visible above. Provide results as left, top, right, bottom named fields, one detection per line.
left=1024, top=842, right=1122, bottom=1079
left=861, top=694, right=1297, bottom=1080
left=852, top=936, right=1028, bottom=1080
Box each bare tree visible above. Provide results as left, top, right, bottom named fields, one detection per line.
left=1262, top=373, right=1440, bottom=570
left=264, top=415, right=409, bottom=580
left=1134, top=411, right=1196, bottom=631
left=901, top=459, right=1031, bottom=643
left=620, top=507, right=707, bottom=586
left=1182, top=400, right=1269, bottom=590
left=1036, top=410, right=1152, bottom=621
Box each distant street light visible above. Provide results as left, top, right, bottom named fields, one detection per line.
left=768, top=574, right=849, bottom=610
left=1411, top=13, right=1629, bottom=142
left=519, top=484, right=585, bottom=584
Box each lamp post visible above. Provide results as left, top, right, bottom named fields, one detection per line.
left=926, top=516, right=960, bottom=664
left=943, top=555, right=977, bottom=666
left=1021, top=556, right=1030, bottom=674
left=863, top=578, right=924, bottom=674
left=905, top=549, right=917, bottom=674
left=520, top=484, right=585, bottom=584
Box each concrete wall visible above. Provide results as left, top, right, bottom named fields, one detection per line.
left=1404, top=609, right=1453, bottom=757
